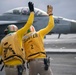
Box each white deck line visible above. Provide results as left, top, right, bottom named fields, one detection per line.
left=45, top=49, right=76, bottom=52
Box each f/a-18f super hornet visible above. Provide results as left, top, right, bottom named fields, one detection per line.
left=0, top=7, right=76, bottom=40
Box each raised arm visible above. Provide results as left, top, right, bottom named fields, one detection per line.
left=17, top=2, right=34, bottom=38
left=38, top=5, right=54, bottom=39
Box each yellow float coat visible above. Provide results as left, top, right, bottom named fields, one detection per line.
left=23, top=15, right=54, bottom=60
left=0, top=12, right=34, bottom=66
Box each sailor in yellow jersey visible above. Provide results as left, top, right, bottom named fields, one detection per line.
left=23, top=4, right=54, bottom=75
left=0, top=2, right=34, bottom=75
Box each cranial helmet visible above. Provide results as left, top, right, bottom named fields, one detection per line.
left=4, top=24, right=18, bottom=35
left=27, top=25, right=36, bottom=33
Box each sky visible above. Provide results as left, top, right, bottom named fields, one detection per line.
left=0, top=0, right=76, bottom=20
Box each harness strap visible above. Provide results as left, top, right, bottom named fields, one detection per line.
left=28, top=52, right=46, bottom=57
left=4, top=55, right=25, bottom=64
left=0, top=65, right=4, bottom=71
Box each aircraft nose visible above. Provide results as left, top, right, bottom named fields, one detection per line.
left=70, top=22, right=76, bottom=33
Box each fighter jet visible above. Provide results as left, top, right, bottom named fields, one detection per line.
left=0, top=7, right=76, bottom=40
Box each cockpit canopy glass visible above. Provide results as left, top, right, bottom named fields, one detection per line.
left=5, top=7, right=48, bottom=16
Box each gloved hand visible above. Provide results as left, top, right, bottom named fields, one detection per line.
left=47, top=5, right=53, bottom=16
left=28, top=2, right=34, bottom=12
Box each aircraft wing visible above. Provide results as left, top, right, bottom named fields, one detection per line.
left=0, top=21, right=17, bottom=25
left=0, top=20, right=27, bottom=25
